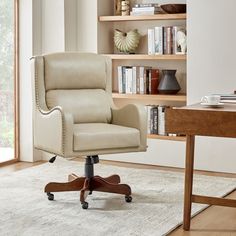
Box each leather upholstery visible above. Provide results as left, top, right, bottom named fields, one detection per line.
left=44, top=53, right=107, bottom=91
left=73, top=123, right=140, bottom=151
left=46, top=89, right=112, bottom=123
left=31, top=52, right=147, bottom=157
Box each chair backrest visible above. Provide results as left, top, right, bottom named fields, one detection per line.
left=35, top=53, right=113, bottom=124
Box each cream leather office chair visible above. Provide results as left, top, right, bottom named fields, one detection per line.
left=31, top=52, right=147, bottom=209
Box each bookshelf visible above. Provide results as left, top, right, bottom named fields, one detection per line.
left=98, top=8, right=187, bottom=143
left=112, top=93, right=186, bottom=102
left=148, top=134, right=186, bottom=142
left=99, top=13, right=186, bottom=22
left=103, top=54, right=186, bottom=60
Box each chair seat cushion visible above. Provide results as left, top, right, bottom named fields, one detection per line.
left=73, top=123, right=140, bottom=151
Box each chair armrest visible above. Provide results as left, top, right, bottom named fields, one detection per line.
left=111, top=104, right=147, bottom=150
left=34, top=106, right=74, bottom=157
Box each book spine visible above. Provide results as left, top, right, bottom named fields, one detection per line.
left=148, top=29, right=155, bottom=55
left=122, top=66, right=126, bottom=93
left=146, top=105, right=152, bottom=134
left=139, top=66, right=145, bottom=94
left=154, top=27, right=163, bottom=55
left=150, top=69, right=159, bottom=94
left=132, top=7, right=155, bottom=12
left=172, top=26, right=177, bottom=54
left=164, top=27, right=173, bottom=54
left=136, top=66, right=140, bottom=94
left=132, top=66, right=137, bottom=94
left=117, top=66, right=123, bottom=93
left=125, top=67, right=133, bottom=94
left=148, top=68, right=151, bottom=94
left=158, top=106, right=166, bottom=135
left=153, top=106, right=158, bottom=134
left=150, top=106, right=154, bottom=134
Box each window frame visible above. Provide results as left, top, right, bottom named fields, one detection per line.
left=0, top=0, right=19, bottom=166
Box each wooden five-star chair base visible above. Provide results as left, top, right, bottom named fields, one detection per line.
left=44, top=156, right=132, bottom=209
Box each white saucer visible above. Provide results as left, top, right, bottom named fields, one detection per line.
left=200, top=102, right=224, bottom=108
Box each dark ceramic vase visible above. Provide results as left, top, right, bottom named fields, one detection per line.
left=158, top=69, right=181, bottom=94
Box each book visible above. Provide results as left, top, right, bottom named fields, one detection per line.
left=146, top=105, right=154, bottom=134
left=217, top=94, right=236, bottom=100
left=132, top=66, right=137, bottom=94
left=147, top=68, right=151, bottom=94
left=136, top=66, right=140, bottom=94
left=144, top=68, right=149, bottom=94
left=150, top=106, right=155, bottom=134
left=134, top=4, right=159, bottom=8
left=117, top=66, right=123, bottom=93
left=130, top=11, right=155, bottom=16
left=158, top=106, right=166, bottom=135
left=139, top=66, right=145, bottom=94
left=215, top=94, right=236, bottom=103
left=153, top=106, right=158, bottom=134
left=154, top=27, right=163, bottom=55
left=125, top=67, right=133, bottom=94
left=144, top=67, right=151, bottom=94
left=148, top=29, right=155, bottom=55
left=164, top=26, right=173, bottom=54
left=150, top=69, right=159, bottom=94
left=122, top=66, right=126, bottom=93
left=132, top=7, right=155, bottom=12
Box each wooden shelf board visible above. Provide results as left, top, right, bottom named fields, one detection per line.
left=104, top=54, right=186, bottom=60
left=148, top=134, right=186, bottom=142
left=99, top=13, right=186, bottom=22
left=112, top=93, right=187, bottom=102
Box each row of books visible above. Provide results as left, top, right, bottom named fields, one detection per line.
left=130, top=4, right=164, bottom=16
left=148, top=26, right=186, bottom=55
left=146, top=105, right=178, bottom=136
left=117, top=66, right=159, bottom=94
left=146, top=105, right=167, bottom=135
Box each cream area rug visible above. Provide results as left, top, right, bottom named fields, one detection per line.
left=0, top=158, right=235, bottom=236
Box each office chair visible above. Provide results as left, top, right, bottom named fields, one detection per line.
left=31, top=52, right=147, bottom=209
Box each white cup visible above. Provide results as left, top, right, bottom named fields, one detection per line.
left=201, top=95, right=221, bottom=105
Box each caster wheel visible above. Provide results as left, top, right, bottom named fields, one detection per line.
left=47, top=192, right=54, bottom=201
left=82, top=201, right=89, bottom=209
left=125, top=195, right=132, bottom=203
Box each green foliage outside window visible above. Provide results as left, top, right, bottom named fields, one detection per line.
left=0, top=0, right=14, bottom=148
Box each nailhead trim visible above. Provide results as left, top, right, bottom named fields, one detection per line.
left=34, top=56, right=65, bottom=156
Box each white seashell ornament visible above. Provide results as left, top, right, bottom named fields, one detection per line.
left=114, top=29, right=141, bottom=53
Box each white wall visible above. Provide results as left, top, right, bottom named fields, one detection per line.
left=41, top=0, right=65, bottom=53
left=19, top=0, right=33, bottom=162
left=65, top=0, right=78, bottom=51
left=19, top=0, right=66, bottom=162
left=77, top=0, right=98, bottom=53
left=19, top=0, right=43, bottom=162
left=188, top=0, right=236, bottom=173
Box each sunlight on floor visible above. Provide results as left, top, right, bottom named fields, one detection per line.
left=0, top=148, right=14, bottom=163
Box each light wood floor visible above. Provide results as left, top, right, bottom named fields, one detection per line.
left=1, top=159, right=236, bottom=236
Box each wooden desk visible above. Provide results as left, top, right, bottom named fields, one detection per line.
left=165, top=103, right=236, bottom=231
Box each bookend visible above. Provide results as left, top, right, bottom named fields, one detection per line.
left=44, top=156, right=132, bottom=209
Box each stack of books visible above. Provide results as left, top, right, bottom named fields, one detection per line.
left=146, top=105, right=169, bottom=135
left=148, top=26, right=186, bottom=55
left=219, top=94, right=236, bottom=103
left=117, top=66, right=159, bottom=94
left=130, top=4, right=163, bottom=16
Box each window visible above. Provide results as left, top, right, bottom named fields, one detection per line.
left=0, top=0, right=18, bottom=164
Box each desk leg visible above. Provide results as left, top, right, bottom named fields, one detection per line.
left=183, top=135, right=195, bottom=231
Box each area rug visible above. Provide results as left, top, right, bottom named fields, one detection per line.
left=0, top=158, right=235, bottom=236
